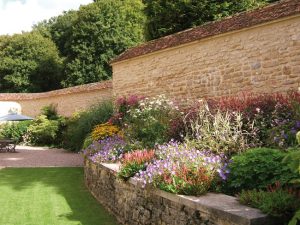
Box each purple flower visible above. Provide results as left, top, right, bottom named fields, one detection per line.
left=135, top=141, right=229, bottom=187
left=83, top=135, right=126, bottom=163
left=291, top=127, right=297, bottom=134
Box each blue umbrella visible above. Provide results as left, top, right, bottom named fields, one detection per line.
left=0, top=113, right=34, bottom=121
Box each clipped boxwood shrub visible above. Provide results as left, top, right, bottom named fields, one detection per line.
left=224, top=148, right=298, bottom=194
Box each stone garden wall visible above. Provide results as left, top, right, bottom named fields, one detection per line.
left=0, top=81, right=112, bottom=117
left=84, top=159, right=277, bottom=225
left=1, top=1, right=300, bottom=117
left=111, top=0, right=300, bottom=102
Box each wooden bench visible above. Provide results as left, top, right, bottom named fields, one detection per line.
left=0, top=139, right=16, bottom=152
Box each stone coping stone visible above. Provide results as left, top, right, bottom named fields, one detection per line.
left=97, top=162, right=278, bottom=225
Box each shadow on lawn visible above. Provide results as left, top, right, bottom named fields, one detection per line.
left=0, top=167, right=118, bottom=225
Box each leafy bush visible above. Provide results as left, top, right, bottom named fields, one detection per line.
left=83, top=136, right=126, bottom=163
left=0, top=121, right=32, bottom=143
left=63, top=100, right=113, bottom=151
left=82, top=134, right=93, bottom=150
left=283, top=150, right=300, bottom=225
left=136, top=141, right=228, bottom=195
left=283, top=150, right=300, bottom=184
left=212, top=92, right=300, bottom=149
left=224, top=148, right=298, bottom=194
left=239, top=189, right=299, bottom=220
left=184, top=101, right=257, bottom=155
left=24, top=115, right=59, bottom=146
left=40, top=104, right=67, bottom=146
left=41, top=104, right=59, bottom=120
left=118, top=150, right=155, bottom=180
left=124, top=95, right=180, bottom=148
left=91, top=123, right=120, bottom=141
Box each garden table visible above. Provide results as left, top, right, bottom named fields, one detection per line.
left=0, top=139, right=16, bottom=152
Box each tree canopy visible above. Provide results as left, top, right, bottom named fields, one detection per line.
left=33, top=0, right=146, bottom=88
left=0, top=32, right=63, bottom=93
left=61, top=0, right=146, bottom=87
left=143, top=0, right=279, bottom=40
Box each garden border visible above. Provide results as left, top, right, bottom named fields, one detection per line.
left=84, top=158, right=279, bottom=225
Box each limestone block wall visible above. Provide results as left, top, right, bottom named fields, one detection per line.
left=112, top=0, right=300, bottom=102
left=0, top=81, right=112, bottom=117
left=84, top=159, right=278, bottom=225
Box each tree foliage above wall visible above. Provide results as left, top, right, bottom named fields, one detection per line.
left=0, top=32, right=63, bottom=93
left=143, top=0, right=279, bottom=40
left=33, top=0, right=146, bottom=88
left=61, top=0, right=146, bottom=87
left=0, top=0, right=279, bottom=93
left=33, top=10, right=78, bottom=57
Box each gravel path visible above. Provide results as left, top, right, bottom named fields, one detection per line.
left=0, top=146, right=83, bottom=168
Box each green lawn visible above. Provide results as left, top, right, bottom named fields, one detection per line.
left=0, top=168, right=118, bottom=225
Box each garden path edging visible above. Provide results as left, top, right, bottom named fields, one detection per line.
left=84, top=159, right=279, bottom=225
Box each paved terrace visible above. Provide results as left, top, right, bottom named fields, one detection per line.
left=0, top=146, right=83, bottom=168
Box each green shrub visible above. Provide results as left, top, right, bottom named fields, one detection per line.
left=224, top=148, right=297, bottom=194
left=0, top=121, right=32, bottom=143
left=24, top=115, right=59, bottom=146
left=239, top=189, right=299, bottom=220
left=124, top=95, right=179, bottom=148
left=82, top=134, right=93, bottom=150
left=62, top=100, right=113, bottom=152
left=283, top=150, right=300, bottom=182
left=283, top=150, right=300, bottom=225
left=41, top=104, right=59, bottom=120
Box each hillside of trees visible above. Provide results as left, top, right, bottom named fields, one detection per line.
left=0, top=0, right=278, bottom=93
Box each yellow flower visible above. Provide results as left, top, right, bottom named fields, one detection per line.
left=91, top=123, right=120, bottom=141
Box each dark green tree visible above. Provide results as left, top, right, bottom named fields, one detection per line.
left=61, top=0, right=146, bottom=87
left=143, top=0, right=279, bottom=40
left=33, top=10, right=78, bottom=57
left=0, top=32, right=63, bottom=93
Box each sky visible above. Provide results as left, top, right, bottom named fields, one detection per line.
left=0, top=0, right=93, bottom=35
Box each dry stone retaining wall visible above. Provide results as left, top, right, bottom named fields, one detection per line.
left=84, top=159, right=278, bottom=225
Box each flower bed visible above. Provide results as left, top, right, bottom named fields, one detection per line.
left=83, top=93, right=300, bottom=224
